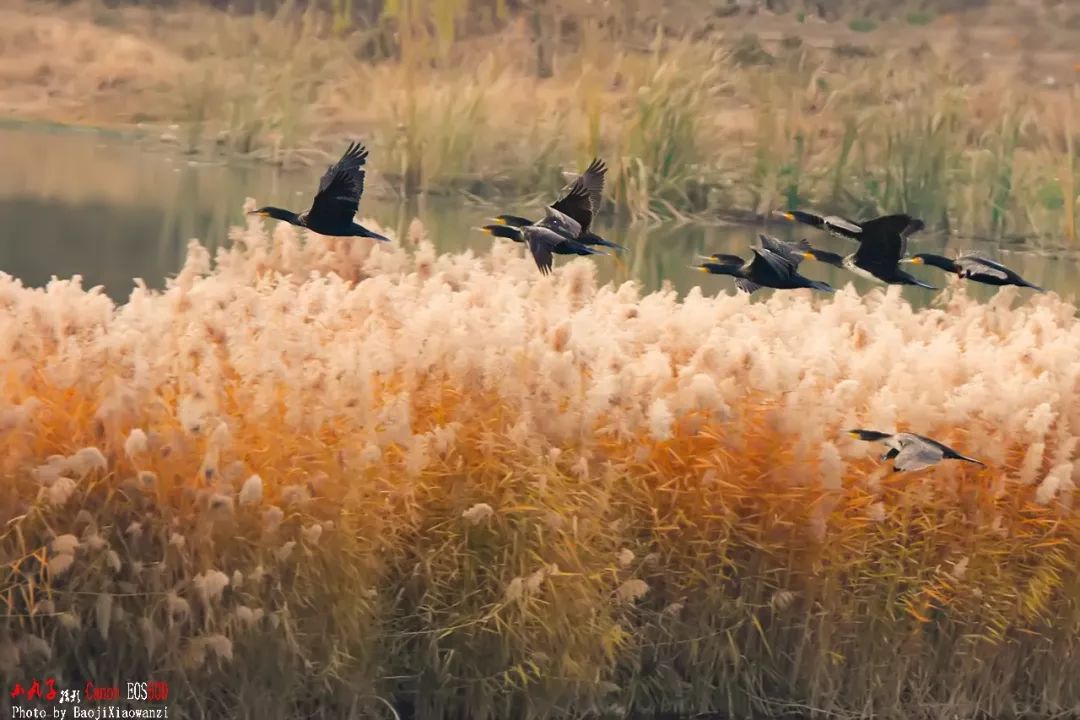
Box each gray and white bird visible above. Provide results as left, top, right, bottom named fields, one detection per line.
left=848, top=429, right=985, bottom=473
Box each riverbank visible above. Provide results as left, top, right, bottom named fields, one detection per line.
left=2, top=1, right=1080, bottom=239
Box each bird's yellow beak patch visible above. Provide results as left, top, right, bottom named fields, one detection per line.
left=908, top=256, right=924, bottom=264
left=780, top=212, right=795, bottom=221
left=801, top=251, right=816, bottom=261
left=489, top=217, right=507, bottom=225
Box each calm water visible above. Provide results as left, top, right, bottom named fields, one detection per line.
left=1, top=123, right=1077, bottom=307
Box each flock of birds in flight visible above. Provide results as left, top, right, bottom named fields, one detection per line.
left=246, top=140, right=1040, bottom=474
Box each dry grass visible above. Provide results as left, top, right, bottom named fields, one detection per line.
left=3, top=208, right=1080, bottom=719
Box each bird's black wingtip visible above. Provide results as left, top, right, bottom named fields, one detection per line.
left=904, top=217, right=926, bottom=234
left=341, top=140, right=370, bottom=163
left=954, top=453, right=986, bottom=467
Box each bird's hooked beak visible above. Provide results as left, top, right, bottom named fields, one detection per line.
left=474, top=226, right=495, bottom=235
left=900, top=256, right=925, bottom=265
left=488, top=217, right=508, bottom=225
left=248, top=209, right=270, bottom=217
left=691, top=265, right=711, bottom=273
left=772, top=210, right=797, bottom=222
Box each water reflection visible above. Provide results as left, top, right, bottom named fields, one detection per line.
left=0, top=123, right=1076, bottom=307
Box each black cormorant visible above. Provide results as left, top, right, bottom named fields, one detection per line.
left=490, top=158, right=626, bottom=252
left=781, top=213, right=936, bottom=289
left=848, top=430, right=985, bottom=473
left=900, top=252, right=1044, bottom=292
left=700, top=236, right=812, bottom=268
left=248, top=141, right=389, bottom=241
left=694, top=234, right=835, bottom=294
left=478, top=208, right=607, bottom=276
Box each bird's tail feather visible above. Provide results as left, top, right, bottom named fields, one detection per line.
left=947, top=451, right=985, bottom=466
left=359, top=226, right=391, bottom=242
left=583, top=232, right=627, bottom=252
left=596, top=239, right=628, bottom=252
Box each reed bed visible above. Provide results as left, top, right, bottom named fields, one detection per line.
left=3, top=210, right=1080, bottom=719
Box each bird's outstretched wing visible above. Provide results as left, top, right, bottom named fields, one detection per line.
left=823, top=214, right=864, bottom=235
left=306, top=141, right=369, bottom=225
left=749, top=242, right=798, bottom=277
left=777, top=210, right=863, bottom=239
left=759, top=234, right=811, bottom=267
left=956, top=255, right=1010, bottom=280
left=539, top=206, right=583, bottom=240
left=892, top=440, right=943, bottom=472
left=859, top=214, right=924, bottom=254
left=550, top=158, right=606, bottom=234
left=526, top=226, right=568, bottom=276
left=739, top=247, right=797, bottom=291
left=734, top=278, right=762, bottom=294
left=531, top=243, right=554, bottom=276
left=852, top=221, right=908, bottom=277
left=911, top=433, right=985, bottom=465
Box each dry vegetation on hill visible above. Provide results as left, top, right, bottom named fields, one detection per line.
left=3, top=211, right=1080, bottom=718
